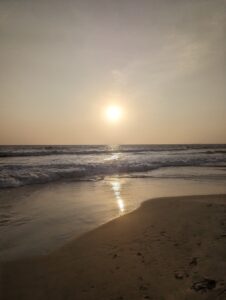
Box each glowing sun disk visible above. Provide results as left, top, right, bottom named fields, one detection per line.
left=106, top=105, right=122, bottom=122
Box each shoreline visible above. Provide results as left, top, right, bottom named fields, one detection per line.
left=2, top=194, right=226, bottom=299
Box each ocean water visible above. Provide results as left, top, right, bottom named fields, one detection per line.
left=1, top=144, right=226, bottom=188
left=0, top=144, right=226, bottom=260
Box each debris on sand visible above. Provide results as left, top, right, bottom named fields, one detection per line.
left=174, top=271, right=189, bottom=280
left=191, top=278, right=216, bottom=292
left=189, top=257, right=198, bottom=266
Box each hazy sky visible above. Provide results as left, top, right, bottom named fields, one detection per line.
left=0, top=0, right=226, bottom=144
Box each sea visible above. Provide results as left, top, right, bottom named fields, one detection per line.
left=1, top=144, right=226, bottom=260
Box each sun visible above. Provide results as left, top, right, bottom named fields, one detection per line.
left=105, top=105, right=122, bottom=122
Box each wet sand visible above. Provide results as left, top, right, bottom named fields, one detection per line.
left=1, top=194, right=226, bottom=300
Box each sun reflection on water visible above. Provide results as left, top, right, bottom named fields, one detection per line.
left=110, top=178, right=125, bottom=213
left=104, top=153, right=120, bottom=161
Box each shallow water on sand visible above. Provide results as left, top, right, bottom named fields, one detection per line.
left=1, top=175, right=226, bottom=261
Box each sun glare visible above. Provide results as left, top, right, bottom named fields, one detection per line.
left=106, top=105, right=122, bottom=122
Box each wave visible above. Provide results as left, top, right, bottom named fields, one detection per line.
left=1, top=144, right=226, bottom=188
left=1, top=159, right=226, bottom=188
left=1, top=144, right=226, bottom=157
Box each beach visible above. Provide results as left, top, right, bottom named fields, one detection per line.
left=1, top=0, right=226, bottom=297
left=2, top=194, right=226, bottom=300
left=1, top=0, right=226, bottom=296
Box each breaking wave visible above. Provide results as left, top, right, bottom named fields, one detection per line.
left=0, top=144, right=226, bottom=188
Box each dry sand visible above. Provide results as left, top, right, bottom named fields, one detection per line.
left=1, top=194, right=226, bottom=300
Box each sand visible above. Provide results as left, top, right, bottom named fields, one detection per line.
left=1, top=194, right=226, bottom=300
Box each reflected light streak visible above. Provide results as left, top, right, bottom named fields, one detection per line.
left=111, top=178, right=125, bottom=213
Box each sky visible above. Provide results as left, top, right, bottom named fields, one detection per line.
left=0, top=0, right=226, bottom=144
